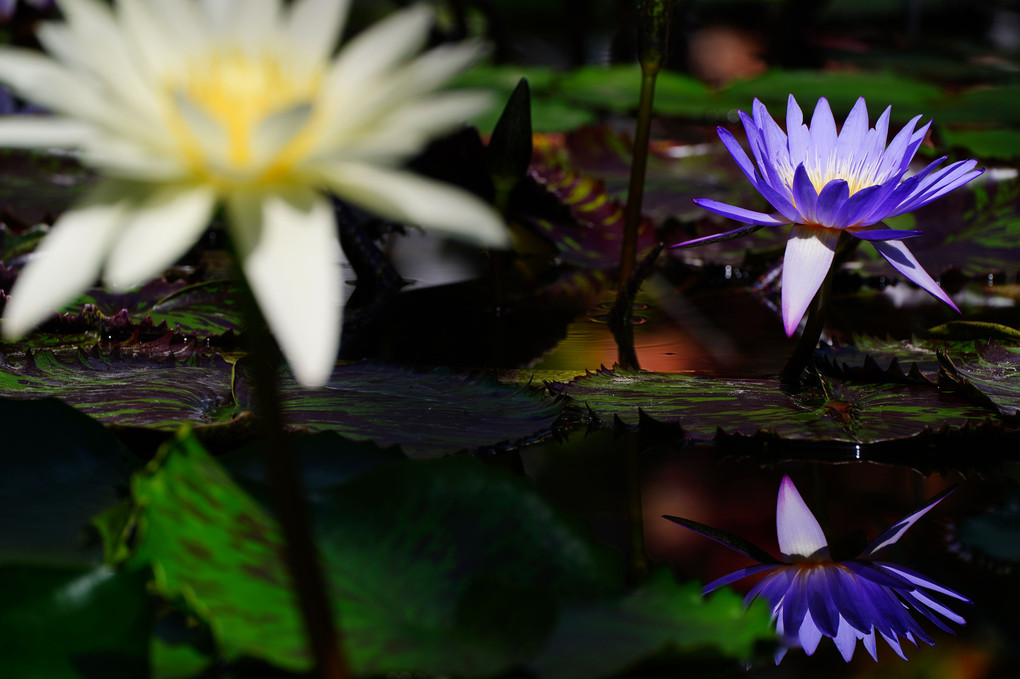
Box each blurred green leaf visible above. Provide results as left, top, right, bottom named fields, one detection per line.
left=533, top=569, right=773, bottom=678
left=121, top=432, right=619, bottom=675
left=0, top=564, right=150, bottom=679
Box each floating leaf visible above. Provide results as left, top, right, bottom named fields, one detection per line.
left=939, top=341, right=1020, bottom=416
left=939, top=127, right=1020, bottom=161
left=0, top=348, right=236, bottom=430
left=0, top=149, right=94, bottom=229
left=533, top=570, right=773, bottom=679
left=234, top=360, right=567, bottom=458
left=555, top=367, right=1001, bottom=444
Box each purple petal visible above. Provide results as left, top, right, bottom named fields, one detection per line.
left=898, top=119, right=934, bottom=173
left=797, top=610, right=825, bottom=655
left=691, top=198, right=791, bottom=227
left=702, top=564, right=779, bottom=595
left=809, top=97, right=837, bottom=167
left=787, top=94, right=810, bottom=168
left=846, top=226, right=923, bottom=241
left=662, top=513, right=781, bottom=564
left=717, top=126, right=761, bottom=187
left=889, top=161, right=983, bottom=216
left=747, top=567, right=794, bottom=612
left=832, top=617, right=859, bottom=662
left=783, top=570, right=812, bottom=640
left=776, top=475, right=829, bottom=559
left=876, top=562, right=970, bottom=602
left=780, top=225, right=841, bottom=337
left=740, top=109, right=767, bottom=173
left=869, top=239, right=960, bottom=313
left=833, top=184, right=883, bottom=226
left=806, top=567, right=840, bottom=637
left=792, top=164, right=819, bottom=223
left=826, top=566, right=874, bottom=633
left=835, top=97, right=869, bottom=164
left=860, top=485, right=957, bottom=558
left=815, top=179, right=850, bottom=227
left=861, top=628, right=879, bottom=661
left=903, top=589, right=967, bottom=626
left=876, top=114, right=922, bottom=179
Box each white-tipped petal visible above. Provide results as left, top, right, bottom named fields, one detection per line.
left=104, top=184, right=217, bottom=289
left=227, top=189, right=342, bottom=387
left=317, top=162, right=509, bottom=248
left=781, top=224, right=841, bottom=337
left=776, top=475, right=829, bottom=560
left=1, top=182, right=128, bottom=338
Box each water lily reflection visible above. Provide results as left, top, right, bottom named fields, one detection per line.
left=674, top=96, right=982, bottom=336
left=665, top=476, right=970, bottom=662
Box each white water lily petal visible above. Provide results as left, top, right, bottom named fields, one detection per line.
left=104, top=184, right=217, bottom=288
left=1, top=182, right=129, bottom=339
left=0, top=117, right=92, bottom=147
left=326, top=4, right=432, bottom=93
left=227, top=189, right=342, bottom=387
left=288, top=0, right=349, bottom=66
left=780, top=224, right=841, bottom=337
left=316, top=162, right=508, bottom=248
left=776, top=475, right=829, bottom=560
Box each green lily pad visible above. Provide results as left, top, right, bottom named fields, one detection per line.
left=533, top=569, right=773, bottom=678
left=939, top=127, right=1020, bottom=161
left=0, top=348, right=236, bottom=430
left=555, top=367, right=1001, bottom=444
left=0, top=564, right=150, bottom=679
left=234, top=360, right=568, bottom=458
left=939, top=341, right=1020, bottom=416
left=120, top=432, right=619, bottom=675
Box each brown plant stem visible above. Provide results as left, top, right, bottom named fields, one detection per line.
left=234, top=264, right=350, bottom=679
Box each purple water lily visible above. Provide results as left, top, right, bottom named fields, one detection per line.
left=675, top=95, right=983, bottom=336
left=665, top=476, right=970, bottom=662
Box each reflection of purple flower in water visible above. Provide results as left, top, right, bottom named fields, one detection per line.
left=674, top=96, right=982, bottom=336
left=665, top=476, right=970, bottom=662
left=0, top=0, right=54, bottom=21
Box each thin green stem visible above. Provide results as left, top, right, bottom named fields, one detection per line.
left=618, top=70, right=657, bottom=287
left=233, top=265, right=350, bottom=679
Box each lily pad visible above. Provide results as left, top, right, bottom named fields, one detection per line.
left=939, top=341, right=1020, bottom=416
left=555, top=367, right=1002, bottom=444
left=0, top=149, right=94, bottom=229
left=234, top=360, right=568, bottom=458
left=0, top=348, right=236, bottom=430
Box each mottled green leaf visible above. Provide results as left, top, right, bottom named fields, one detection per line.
left=0, top=564, right=150, bottom=679
left=533, top=570, right=773, bottom=679
left=0, top=349, right=236, bottom=430
left=555, top=368, right=1000, bottom=443
left=940, top=341, right=1020, bottom=416
left=234, top=360, right=567, bottom=458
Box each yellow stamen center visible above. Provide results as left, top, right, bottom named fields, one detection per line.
left=165, top=48, right=323, bottom=187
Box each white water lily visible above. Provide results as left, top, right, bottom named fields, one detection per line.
left=0, top=0, right=509, bottom=385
